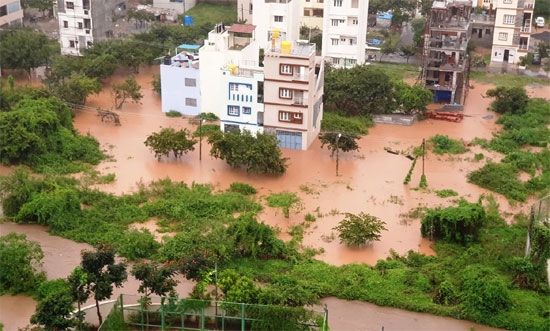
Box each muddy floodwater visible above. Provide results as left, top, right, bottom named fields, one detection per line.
left=1, top=66, right=548, bottom=330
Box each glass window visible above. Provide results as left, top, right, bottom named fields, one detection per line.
left=185, top=98, right=197, bottom=107
left=243, top=107, right=252, bottom=114
left=185, top=78, right=197, bottom=87
left=503, top=15, right=515, bottom=24
left=280, top=64, right=292, bottom=75
left=66, top=2, right=74, bottom=9
left=274, top=15, right=283, bottom=22
left=280, top=89, right=292, bottom=99
left=228, top=106, right=239, bottom=116
left=279, top=111, right=291, bottom=121
left=498, top=32, right=508, bottom=40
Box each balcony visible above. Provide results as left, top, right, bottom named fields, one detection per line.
left=520, top=26, right=531, bottom=33
left=292, top=97, right=308, bottom=105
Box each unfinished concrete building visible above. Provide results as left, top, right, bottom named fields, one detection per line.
left=421, top=0, right=473, bottom=105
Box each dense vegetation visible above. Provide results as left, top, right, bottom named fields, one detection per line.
left=469, top=92, right=550, bottom=201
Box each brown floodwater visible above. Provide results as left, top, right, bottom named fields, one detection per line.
left=2, top=66, right=548, bottom=330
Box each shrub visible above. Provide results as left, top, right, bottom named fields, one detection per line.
left=266, top=192, right=301, bottom=218
left=333, top=212, right=387, bottom=247
left=433, top=280, right=459, bottom=305
left=461, top=265, right=511, bottom=316
left=468, top=162, right=527, bottom=201
left=165, top=110, right=182, bottom=117
left=421, top=200, right=486, bottom=244
left=229, top=182, right=257, bottom=195
left=117, top=229, right=161, bottom=261
left=428, top=135, right=468, bottom=155
left=435, top=189, right=458, bottom=198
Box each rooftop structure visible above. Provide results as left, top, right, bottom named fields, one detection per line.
left=421, top=0, right=473, bottom=105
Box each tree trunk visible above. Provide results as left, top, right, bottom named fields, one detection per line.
left=96, top=299, right=103, bottom=326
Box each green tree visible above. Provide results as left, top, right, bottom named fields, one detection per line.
left=226, top=215, right=285, bottom=258
left=324, top=66, right=396, bottom=116
left=318, top=132, right=361, bottom=157
left=394, top=82, right=433, bottom=115
left=486, top=86, right=529, bottom=114
left=30, top=279, right=76, bottom=331
left=80, top=243, right=127, bottom=325
left=67, top=267, right=90, bottom=329
left=399, top=45, right=417, bottom=63
left=411, top=18, right=426, bottom=47
left=420, top=199, right=487, bottom=244
left=209, top=130, right=288, bottom=175
left=144, top=127, right=197, bottom=161
left=132, top=261, right=178, bottom=328
left=333, top=212, right=387, bottom=247
left=380, top=42, right=397, bottom=62
left=0, top=29, right=57, bottom=79
left=50, top=71, right=102, bottom=105
left=151, top=74, right=161, bottom=95
left=112, top=76, right=143, bottom=109
left=0, top=233, right=46, bottom=294
left=536, top=41, right=550, bottom=59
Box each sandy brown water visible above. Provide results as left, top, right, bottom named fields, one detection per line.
left=1, top=66, right=548, bottom=330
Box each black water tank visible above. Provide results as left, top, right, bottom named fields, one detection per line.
left=163, top=55, right=171, bottom=65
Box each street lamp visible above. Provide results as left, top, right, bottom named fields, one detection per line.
left=335, top=133, right=341, bottom=176
left=199, top=119, right=205, bottom=161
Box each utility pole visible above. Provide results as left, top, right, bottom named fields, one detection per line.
left=199, top=119, right=205, bottom=161
left=336, top=133, right=342, bottom=176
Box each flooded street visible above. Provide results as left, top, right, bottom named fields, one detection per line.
left=1, top=66, right=548, bottom=330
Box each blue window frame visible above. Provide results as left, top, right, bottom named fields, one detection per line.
left=243, top=107, right=252, bottom=114
left=228, top=105, right=240, bottom=116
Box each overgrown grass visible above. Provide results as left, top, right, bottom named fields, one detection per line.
left=266, top=192, right=301, bottom=218
left=183, top=3, right=238, bottom=27
left=428, top=135, right=468, bottom=155
left=470, top=71, right=550, bottom=87
left=369, top=62, right=421, bottom=81
left=320, top=112, right=371, bottom=135
left=435, top=189, right=458, bottom=198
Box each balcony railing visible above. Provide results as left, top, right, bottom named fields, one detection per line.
left=520, top=26, right=531, bottom=33
left=293, top=97, right=308, bottom=105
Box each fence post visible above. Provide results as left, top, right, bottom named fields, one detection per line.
left=161, top=296, right=165, bottom=331
left=241, top=303, right=245, bottom=331
left=201, top=302, right=205, bottom=330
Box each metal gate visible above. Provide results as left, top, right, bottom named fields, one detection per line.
left=276, top=130, right=302, bottom=150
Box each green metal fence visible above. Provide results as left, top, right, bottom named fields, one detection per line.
left=99, top=294, right=328, bottom=331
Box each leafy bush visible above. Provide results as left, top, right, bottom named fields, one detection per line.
left=486, top=86, right=529, bottom=114
left=227, top=215, right=286, bottom=259
left=266, top=192, right=301, bottom=218
left=468, top=162, right=527, bottom=201
left=333, top=212, right=387, bottom=247
left=117, top=229, right=161, bottom=261
left=229, top=182, right=257, bottom=195
left=421, top=200, right=486, bottom=244
left=320, top=112, right=370, bottom=135
left=461, top=265, right=511, bottom=317
left=165, top=110, right=182, bottom=117
left=428, top=135, right=468, bottom=155
left=433, top=280, right=459, bottom=305
left=435, top=189, right=458, bottom=198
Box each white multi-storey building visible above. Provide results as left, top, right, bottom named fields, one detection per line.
left=160, top=45, right=201, bottom=116
left=302, top=0, right=324, bottom=30
left=250, top=0, right=301, bottom=51
left=322, top=0, right=369, bottom=68
left=491, top=0, right=535, bottom=64
left=0, top=0, right=23, bottom=27
left=57, top=0, right=123, bottom=55
left=263, top=40, right=324, bottom=150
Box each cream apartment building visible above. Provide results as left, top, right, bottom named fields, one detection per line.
left=0, top=0, right=23, bottom=27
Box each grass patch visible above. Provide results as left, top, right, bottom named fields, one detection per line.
left=165, top=110, right=182, bottom=118
left=435, top=189, right=458, bottom=198
left=320, top=112, right=371, bottom=135
left=470, top=71, right=550, bottom=88
left=183, top=3, right=238, bottom=27
left=369, top=62, right=421, bottom=80
left=266, top=192, right=301, bottom=218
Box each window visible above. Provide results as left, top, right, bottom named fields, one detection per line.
left=87, top=41, right=92, bottom=47
left=503, top=0, right=512, bottom=3
left=66, top=2, right=74, bottom=9
left=485, top=29, right=491, bottom=35
left=313, top=9, right=323, bottom=17
left=0, top=5, right=6, bottom=17
left=243, top=107, right=252, bottom=115
left=78, top=22, right=83, bottom=29
left=352, top=18, right=358, bottom=25
left=230, top=83, right=239, bottom=91
left=304, top=9, right=310, bottom=16
left=334, top=0, right=343, bottom=7
left=294, top=113, right=302, bottom=120
left=331, top=19, right=339, bottom=26
left=280, top=88, right=292, bottom=99
left=185, top=98, right=197, bottom=107
left=228, top=106, right=240, bottom=116
left=63, top=20, right=68, bottom=28
left=332, top=58, right=340, bottom=64
left=340, top=38, right=346, bottom=42
left=498, top=32, right=508, bottom=40
left=351, top=0, right=359, bottom=8
left=69, top=40, right=75, bottom=48
left=185, top=78, right=197, bottom=87
left=280, top=64, right=292, bottom=75
left=274, top=15, right=283, bottom=23
left=279, top=111, right=291, bottom=121
left=349, top=38, right=357, bottom=45
left=331, top=38, right=339, bottom=45
left=503, top=15, right=515, bottom=24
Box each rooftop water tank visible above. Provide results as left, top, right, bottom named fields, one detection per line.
left=163, top=55, right=171, bottom=65
left=228, top=64, right=238, bottom=75
left=281, top=41, right=291, bottom=54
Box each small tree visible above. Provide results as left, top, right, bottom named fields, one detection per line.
left=399, top=45, right=417, bottom=63
left=0, top=233, right=46, bottom=294
left=144, top=127, right=197, bottom=161
left=379, top=43, right=397, bottom=62
left=30, top=279, right=75, bottom=331
left=318, top=132, right=361, bottom=157
left=80, top=243, right=127, bottom=325
left=132, top=261, right=178, bottom=329
left=486, top=86, right=529, bottom=114
left=50, top=71, right=102, bottom=105
left=112, top=76, right=143, bottom=109
left=333, top=212, right=387, bottom=247
left=67, top=267, right=89, bottom=329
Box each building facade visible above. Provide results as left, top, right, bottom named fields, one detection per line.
left=160, top=45, right=201, bottom=116
left=249, top=0, right=301, bottom=51
left=421, top=0, right=472, bottom=105
left=0, top=0, right=23, bottom=27
left=322, top=0, right=369, bottom=68
left=57, top=0, right=123, bottom=55
left=302, top=0, right=324, bottom=30
left=491, top=0, right=535, bottom=64
left=263, top=40, right=324, bottom=150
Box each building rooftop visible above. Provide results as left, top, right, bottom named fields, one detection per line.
left=266, top=40, right=316, bottom=57
left=228, top=24, right=256, bottom=34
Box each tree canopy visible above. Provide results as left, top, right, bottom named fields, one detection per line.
left=0, top=29, right=57, bottom=78
left=208, top=130, right=288, bottom=175
left=112, top=76, right=143, bottom=109
left=144, top=127, right=197, bottom=161
left=486, top=86, right=529, bottom=115
left=333, top=212, right=387, bottom=247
